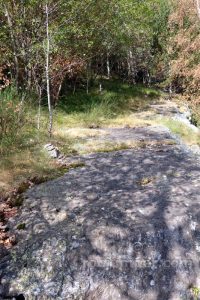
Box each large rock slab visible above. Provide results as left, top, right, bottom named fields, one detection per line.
left=0, top=126, right=200, bottom=300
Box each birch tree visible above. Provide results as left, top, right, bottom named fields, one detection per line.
left=45, top=3, right=53, bottom=137
left=196, top=0, right=200, bottom=18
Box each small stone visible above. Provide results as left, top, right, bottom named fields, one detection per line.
left=71, top=241, right=80, bottom=249
left=150, top=280, right=155, bottom=286
left=44, top=144, right=60, bottom=158
left=44, top=143, right=54, bottom=150
left=49, top=149, right=60, bottom=159
left=69, top=213, right=76, bottom=220
left=0, top=224, right=9, bottom=232
left=87, top=193, right=98, bottom=201
left=190, top=145, right=200, bottom=154
left=9, top=235, right=17, bottom=245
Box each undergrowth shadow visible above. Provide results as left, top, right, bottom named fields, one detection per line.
left=58, top=80, right=161, bottom=115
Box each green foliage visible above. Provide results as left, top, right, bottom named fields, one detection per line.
left=0, top=87, right=39, bottom=154
left=0, top=0, right=170, bottom=94
left=0, top=87, right=25, bottom=138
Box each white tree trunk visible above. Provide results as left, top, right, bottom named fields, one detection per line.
left=127, top=49, right=136, bottom=83
left=196, top=0, right=200, bottom=18
left=147, top=71, right=151, bottom=86
left=107, top=52, right=110, bottom=78
left=99, top=83, right=102, bottom=93
left=127, top=52, right=131, bottom=77
left=169, top=83, right=173, bottom=99
left=73, top=78, right=77, bottom=95
left=45, top=3, right=53, bottom=137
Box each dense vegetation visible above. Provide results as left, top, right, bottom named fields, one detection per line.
left=168, top=0, right=200, bottom=124
left=0, top=0, right=168, bottom=92
left=0, top=0, right=200, bottom=192
left=0, top=0, right=168, bottom=145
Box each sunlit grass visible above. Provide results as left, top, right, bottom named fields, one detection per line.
left=54, top=127, right=109, bottom=139
left=0, top=147, right=57, bottom=193
left=105, top=113, right=153, bottom=128
left=154, top=117, right=200, bottom=145
left=56, top=80, right=161, bottom=128
left=0, top=80, right=162, bottom=194
left=70, top=139, right=176, bottom=155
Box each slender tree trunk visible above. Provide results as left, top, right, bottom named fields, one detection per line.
left=57, top=83, right=62, bottom=101
left=143, top=72, right=145, bottom=84
left=45, top=3, right=53, bottom=137
left=127, top=49, right=136, bottom=83
left=99, top=56, right=103, bottom=92
left=37, top=86, right=42, bottom=130
left=73, top=78, right=77, bottom=95
left=107, top=52, right=110, bottom=78
left=196, top=0, right=200, bottom=18
left=99, top=83, right=102, bottom=93
left=147, top=71, right=151, bottom=86
left=127, top=52, right=131, bottom=77
left=169, top=83, right=173, bottom=99
left=129, top=49, right=136, bottom=84
left=27, top=69, right=32, bottom=89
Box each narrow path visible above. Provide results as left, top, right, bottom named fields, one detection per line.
left=0, top=104, right=200, bottom=300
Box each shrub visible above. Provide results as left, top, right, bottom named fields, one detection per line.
left=0, top=87, right=29, bottom=152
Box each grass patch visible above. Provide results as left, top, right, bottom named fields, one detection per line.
left=56, top=79, right=161, bottom=128
left=68, top=139, right=176, bottom=155
left=55, top=128, right=108, bottom=139
left=0, top=147, right=86, bottom=195
left=74, top=140, right=137, bottom=154
left=105, top=114, right=153, bottom=128
left=137, top=177, right=156, bottom=186
left=0, top=80, right=161, bottom=194
left=0, top=147, right=58, bottom=194
left=156, top=117, right=200, bottom=145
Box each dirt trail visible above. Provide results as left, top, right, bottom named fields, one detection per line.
left=0, top=101, right=200, bottom=300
